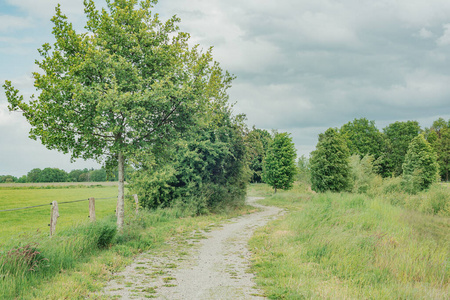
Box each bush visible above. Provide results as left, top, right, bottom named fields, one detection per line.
left=349, top=154, right=379, bottom=194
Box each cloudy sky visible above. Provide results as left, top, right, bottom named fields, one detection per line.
left=1, top=0, right=450, bottom=177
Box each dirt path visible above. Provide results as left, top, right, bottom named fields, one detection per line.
left=102, top=197, right=283, bottom=299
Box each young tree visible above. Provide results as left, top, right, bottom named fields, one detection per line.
left=310, top=128, right=351, bottom=193
left=425, top=118, right=450, bottom=181
left=262, top=132, right=297, bottom=193
left=246, top=127, right=272, bottom=183
left=402, top=135, right=439, bottom=192
left=381, top=121, right=421, bottom=177
left=4, top=0, right=229, bottom=229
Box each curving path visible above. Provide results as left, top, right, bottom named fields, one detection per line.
left=102, top=197, right=283, bottom=300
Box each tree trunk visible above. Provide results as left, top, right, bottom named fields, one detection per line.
left=117, top=152, right=125, bottom=231
left=274, top=186, right=277, bottom=194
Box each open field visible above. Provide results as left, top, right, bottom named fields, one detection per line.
left=0, top=184, right=119, bottom=241
left=248, top=183, right=450, bottom=299
left=0, top=181, right=119, bottom=188
left=0, top=194, right=256, bottom=299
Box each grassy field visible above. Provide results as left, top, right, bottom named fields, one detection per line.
left=0, top=183, right=118, bottom=241
left=0, top=183, right=255, bottom=299
left=248, top=183, right=450, bottom=299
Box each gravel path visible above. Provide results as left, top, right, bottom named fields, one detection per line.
left=102, top=197, right=283, bottom=300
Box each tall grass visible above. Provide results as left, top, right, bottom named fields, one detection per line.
left=249, top=183, right=449, bottom=299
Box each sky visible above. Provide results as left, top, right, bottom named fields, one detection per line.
left=1, top=0, right=450, bottom=177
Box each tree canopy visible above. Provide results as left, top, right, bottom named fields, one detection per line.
left=3, top=0, right=231, bottom=229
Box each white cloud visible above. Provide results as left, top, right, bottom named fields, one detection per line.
left=437, top=24, right=450, bottom=46
left=417, top=28, right=434, bottom=39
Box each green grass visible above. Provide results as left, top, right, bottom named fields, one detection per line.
left=0, top=187, right=255, bottom=299
left=249, top=183, right=450, bottom=299
left=0, top=184, right=118, bottom=241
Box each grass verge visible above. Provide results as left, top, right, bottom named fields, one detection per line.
left=249, top=183, right=449, bottom=299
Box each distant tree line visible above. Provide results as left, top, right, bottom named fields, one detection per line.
left=0, top=167, right=119, bottom=183
left=307, top=117, right=449, bottom=194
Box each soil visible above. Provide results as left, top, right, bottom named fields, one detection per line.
left=101, top=197, right=283, bottom=299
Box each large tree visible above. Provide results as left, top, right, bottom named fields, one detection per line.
left=310, top=128, right=351, bottom=193
left=4, top=0, right=226, bottom=229
left=262, top=132, right=297, bottom=193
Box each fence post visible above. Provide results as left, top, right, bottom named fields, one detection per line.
left=133, top=194, right=139, bottom=215
left=89, top=197, right=96, bottom=222
left=50, top=201, right=59, bottom=236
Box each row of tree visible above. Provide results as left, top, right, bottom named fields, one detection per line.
left=308, top=117, right=449, bottom=193
left=0, top=168, right=117, bottom=183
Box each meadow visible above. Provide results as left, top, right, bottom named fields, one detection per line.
left=0, top=183, right=118, bottom=241
left=248, top=183, right=450, bottom=299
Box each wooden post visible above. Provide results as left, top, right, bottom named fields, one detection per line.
left=50, top=201, right=59, bottom=236
left=89, top=197, right=96, bottom=222
left=133, top=194, right=139, bottom=215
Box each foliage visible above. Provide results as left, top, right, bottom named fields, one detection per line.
left=4, top=0, right=229, bottom=229
left=130, top=111, right=249, bottom=212
left=425, top=118, right=450, bottom=181
left=296, top=155, right=310, bottom=183
left=402, top=135, right=440, bottom=193
left=381, top=121, right=421, bottom=177
left=245, top=127, right=272, bottom=183
left=262, top=132, right=297, bottom=193
left=310, top=128, right=351, bottom=192
left=0, top=175, right=18, bottom=183
left=349, top=154, right=379, bottom=194
left=340, top=118, right=385, bottom=159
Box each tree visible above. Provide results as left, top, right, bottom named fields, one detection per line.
left=402, top=135, right=439, bottom=192
left=340, top=118, right=384, bottom=159
left=27, top=168, right=42, bottom=183
left=245, top=127, right=272, bottom=183
left=4, top=0, right=228, bottom=229
left=310, top=128, right=351, bottom=193
left=425, top=118, right=450, bottom=181
left=296, top=155, right=310, bottom=183
left=381, top=121, right=421, bottom=177
left=130, top=105, right=249, bottom=211
left=39, top=168, right=68, bottom=182
left=262, top=132, right=297, bottom=193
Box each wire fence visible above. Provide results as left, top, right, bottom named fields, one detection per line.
left=0, top=197, right=116, bottom=213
